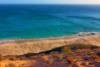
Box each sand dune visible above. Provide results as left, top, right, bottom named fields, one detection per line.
left=0, top=32, right=100, bottom=56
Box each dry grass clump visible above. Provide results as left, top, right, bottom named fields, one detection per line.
left=68, top=43, right=99, bottom=50
left=5, top=63, right=16, bottom=67
left=0, top=55, right=19, bottom=61
left=93, top=55, right=100, bottom=62
left=5, top=55, right=18, bottom=61
left=46, top=59, right=53, bottom=64
left=62, top=46, right=72, bottom=55
left=0, top=60, right=36, bottom=67
left=42, top=55, right=53, bottom=64
left=58, top=54, right=65, bottom=61
left=0, top=55, right=3, bottom=61
left=0, top=55, right=25, bottom=61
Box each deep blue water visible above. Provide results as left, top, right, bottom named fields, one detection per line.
left=0, top=5, right=100, bottom=39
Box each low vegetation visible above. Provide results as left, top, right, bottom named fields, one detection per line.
left=0, top=42, right=100, bottom=67
left=5, top=63, right=16, bottom=67
left=62, top=45, right=72, bottom=55
left=0, top=43, right=99, bottom=61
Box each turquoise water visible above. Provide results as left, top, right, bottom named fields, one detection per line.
left=0, top=5, right=100, bottom=39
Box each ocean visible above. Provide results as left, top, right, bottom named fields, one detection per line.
left=0, top=5, right=100, bottom=39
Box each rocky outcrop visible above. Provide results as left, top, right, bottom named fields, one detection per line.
left=0, top=32, right=100, bottom=56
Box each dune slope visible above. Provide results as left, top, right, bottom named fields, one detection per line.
left=0, top=32, right=100, bottom=56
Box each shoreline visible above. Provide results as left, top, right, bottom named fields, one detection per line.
left=0, top=32, right=100, bottom=43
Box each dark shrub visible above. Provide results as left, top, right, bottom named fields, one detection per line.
left=62, top=46, right=71, bottom=55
